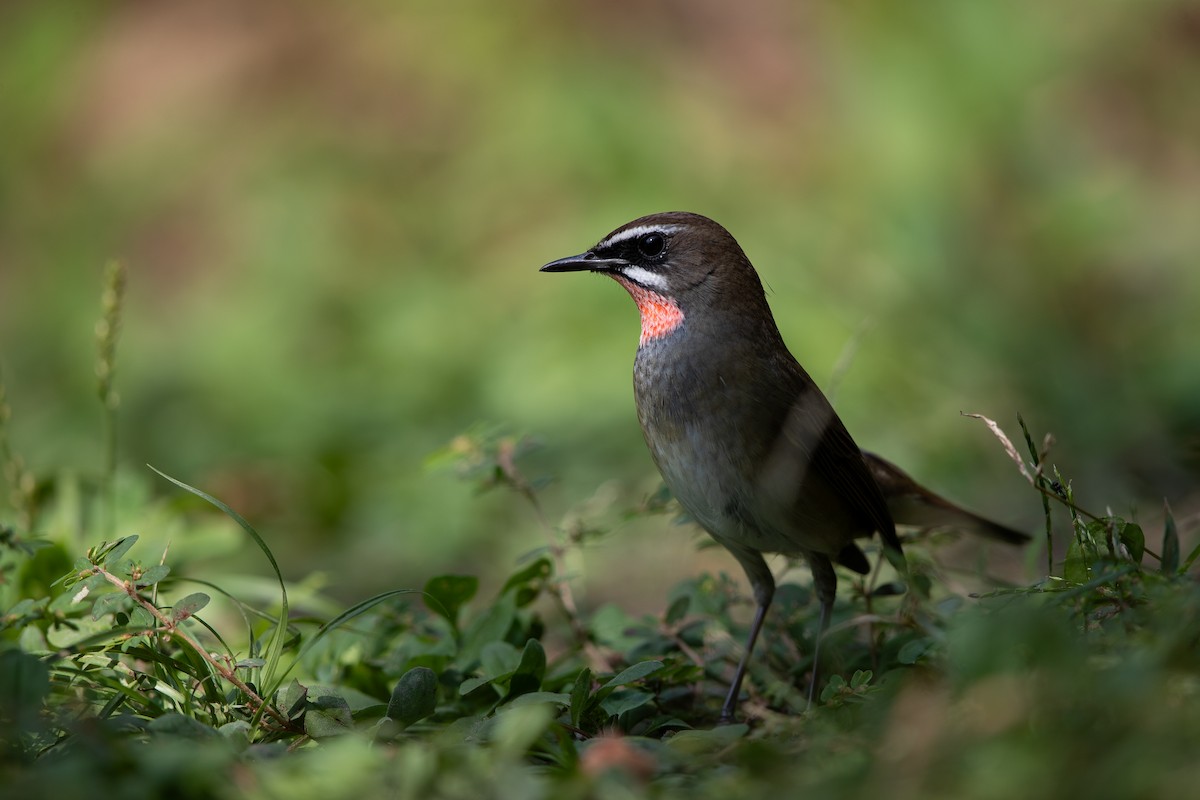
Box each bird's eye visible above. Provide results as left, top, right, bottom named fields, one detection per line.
left=637, top=232, right=665, bottom=258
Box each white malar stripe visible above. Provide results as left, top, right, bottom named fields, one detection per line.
left=596, top=224, right=681, bottom=251
left=619, top=265, right=670, bottom=291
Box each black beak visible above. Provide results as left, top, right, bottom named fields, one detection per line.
left=540, top=252, right=628, bottom=273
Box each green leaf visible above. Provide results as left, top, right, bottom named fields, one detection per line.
left=1118, top=522, right=1145, bottom=565
left=604, top=660, right=664, bottom=688
left=491, top=704, right=554, bottom=759
left=305, top=692, right=353, bottom=738
left=1184, top=540, right=1200, bottom=573
left=569, top=667, right=592, bottom=728
left=424, top=575, right=479, bottom=627
left=480, top=640, right=521, bottom=679
left=1087, top=519, right=1115, bottom=557
left=129, top=606, right=155, bottom=627
left=101, top=535, right=139, bottom=564
left=171, top=592, right=210, bottom=621
left=1063, top=537, right=1090, bottom=584
left=280, top=679, right=308, bottom=720
left=591, top=661, right=665, bottom=709
left=458, top=592, right=517, bottom=667
left=664, top=595, right=690, bottom=625
left=501, top=557, right=553, bottom=607
left=136, top=564, right=170, bottom=587
left=388, top=666, right=439, bottom=727
left=507, top=639, right=546, bottom=699
left=92, top=591, right=133, bottom=620
left=1162, top=502, right=1180, bottom=575
left=600, top=688, right=653, bottom=717
left=820, top=675, right=848, bottom=703
left=589, top=603, right=643, bottom=651
left=850, top=669, right=873, bottom=689
left=459, top=675, right=494, bottom=696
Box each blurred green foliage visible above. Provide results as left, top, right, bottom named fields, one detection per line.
left=1, top=0, right=1198, bottom=599
left=1, top=426, right=1198, bottom=799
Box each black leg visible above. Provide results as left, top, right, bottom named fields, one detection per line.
left=719, top=547, right=776, bottom=724
left=806, top=553, right=837, bottom=710
left=719, top=599, right=769, bottom=723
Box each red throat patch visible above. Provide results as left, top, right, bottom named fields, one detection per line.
left=613, top=276, right=685, bottom=346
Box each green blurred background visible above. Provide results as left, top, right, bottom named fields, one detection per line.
left=1, top=0, right=1197, bottom=602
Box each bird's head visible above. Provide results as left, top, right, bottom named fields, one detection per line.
left=540, top=211, right=771, bottom=347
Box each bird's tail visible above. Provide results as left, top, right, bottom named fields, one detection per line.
left=862, top=451, right=1030, bottom=545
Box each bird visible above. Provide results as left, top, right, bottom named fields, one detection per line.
left=541, top=211, right=1027, bottom=721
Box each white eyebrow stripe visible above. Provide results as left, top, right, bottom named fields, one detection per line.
left=596, top=224, right=681, bottom=251
left=618, top=265, right=670, bottom=291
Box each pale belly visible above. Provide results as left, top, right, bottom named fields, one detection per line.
left=637, top=391, right=866, bottom=560
left=632, top=337, right=862, bottom=558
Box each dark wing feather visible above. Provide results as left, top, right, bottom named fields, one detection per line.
left=762, top=351, right=901, bottom=557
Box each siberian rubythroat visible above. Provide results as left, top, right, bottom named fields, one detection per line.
left=541, top=212, right=1026, bottom=721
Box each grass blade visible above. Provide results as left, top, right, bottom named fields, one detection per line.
left=148, top=466, right=290, bottom=697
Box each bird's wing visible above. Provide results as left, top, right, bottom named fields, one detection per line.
left=801, top=391, right=902, bottom=554
left=760, top=355, right=902, bottom=558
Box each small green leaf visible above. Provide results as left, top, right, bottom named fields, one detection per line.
left=507, top=639, right=546, bottom=699
left=1063, top=537, right=1090, bottom=584
left=491, top=704, right=554, bottom=758
left=591, top=661, right=665, bottom=708
left=136, top=564, right=170, bottom=587
left=480, top=641, right=521, bottom=679
left=820, top=674, right=847, bottom=703
left=388, top=666, right=439, bottom=727
left=1162, top=501, right=1180, bottom=575
left=280, top=679, right=308, bottom=720
left=458, top=592, right=517, bottom=667
left=171, top=592, right=210, bottom=621
left=305, top=692, right=353, bottom=738
left=604, top=660, right=664, bottom=688
left=1118, top=522, right=1144, bottom=565
left=600, top=689, right=653, bottom=717
left=424, top=575, right=479, bottom=627
left=570, top=668, right=592, bottom=728
left=459, top=675, right=493, bottom=696
left=1184, top=540, right=1200, bottom=573
left=508, top=691, right=570, bottom=709
left=501, top=557, right=553, bottom=604
left=664, top=595, right=690, bottom=625
left=1088, top=519, right=1115, bottom=556
left=102, top=535, right=139, bottom=564
left=92, top=591, right=133, bottom=620
left=850, top=669, right=873, bottom=689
